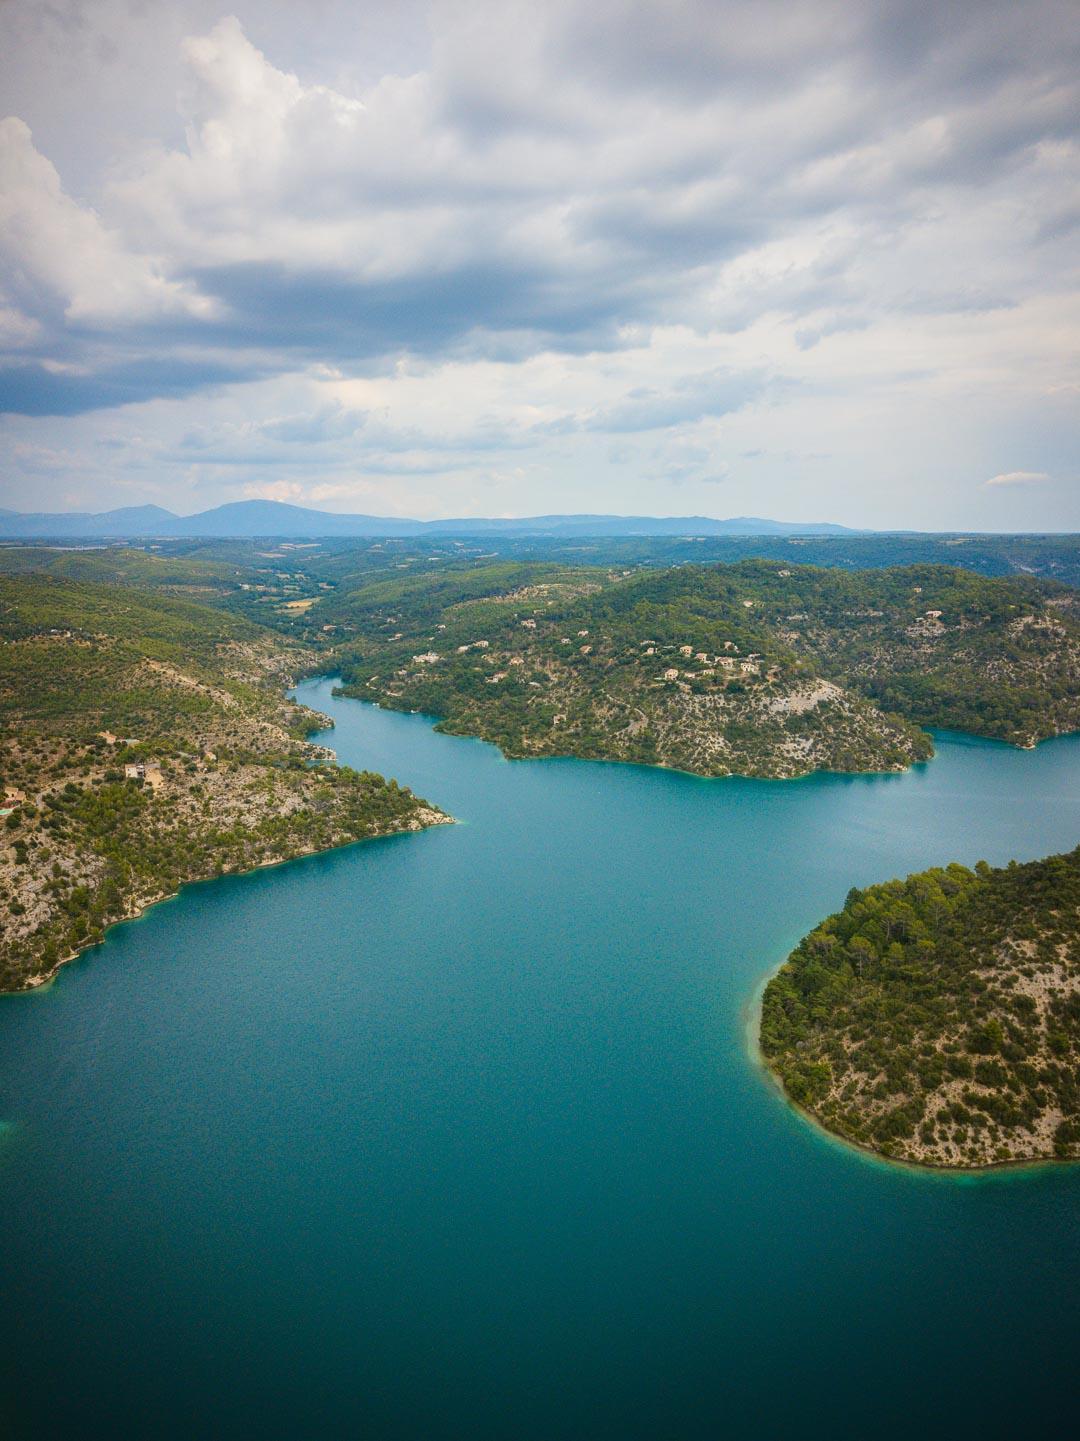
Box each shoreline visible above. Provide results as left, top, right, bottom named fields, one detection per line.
left=3, top=671, right=452, bottom=998
left=745, top=964, right=1080, bottom=1180
left=331, top=677, right=1080, bottom=784
left=4, top=809, right=454, bottom=998
left=333, top=683, right=932, bottom=784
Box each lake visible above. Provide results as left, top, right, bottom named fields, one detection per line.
left=2, top=675, right=1079, bottom=1438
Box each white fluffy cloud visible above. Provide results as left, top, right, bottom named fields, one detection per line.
left=0, top=116, right=211, bottom=324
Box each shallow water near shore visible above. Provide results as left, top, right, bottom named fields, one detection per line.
left=2, top=678, right=1080, bottom=1438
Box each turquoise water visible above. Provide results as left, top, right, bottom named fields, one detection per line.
left=2, top=676, right=1080, bottom=1438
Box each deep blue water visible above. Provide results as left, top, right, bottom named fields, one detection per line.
left=2, top=677, right=1080, bottom=1439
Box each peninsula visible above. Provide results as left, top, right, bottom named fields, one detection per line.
left=759, top=847, right=1080, bottom=1168
left=0, top=575, right=448, bottom=992
left=332, top=559, right=1080, bottom=779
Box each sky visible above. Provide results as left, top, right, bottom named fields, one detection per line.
left=1, top=0, right=1078, bottom=529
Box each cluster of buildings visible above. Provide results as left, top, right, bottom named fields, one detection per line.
left=644, top=637, right=763, bottom=685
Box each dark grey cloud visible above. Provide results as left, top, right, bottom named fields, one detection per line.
left=188, top=260, right=635, bottom=358
left=0, top=355, right=244, bottom=416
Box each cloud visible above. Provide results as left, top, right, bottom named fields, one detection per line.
left=0, top=355, right=245, bottom=417
left=984, top=470, right=1050, bottom=486
left=88, top=3, right=1080, bottom=382
left=1, top=2, right=1079, bottom=528
left=582, top=370, right=764, bottom=433
left=258, top=403, right=362, bottom=445
left=531, top=368, right=766, bottom=437
left=794, top=313, right=870, bottom=351
left=0, top=116, right=211, bottom=327
left=241, top=479, right=306, bottom=502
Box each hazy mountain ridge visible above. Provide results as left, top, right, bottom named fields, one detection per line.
left=0, top=499, right=858, bottom=539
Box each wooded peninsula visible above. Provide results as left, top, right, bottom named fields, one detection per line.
left=760, top=847, right=1080, bottom=1168
left=330, top=558, right=1080, bottom=778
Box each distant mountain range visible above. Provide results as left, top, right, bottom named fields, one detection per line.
left=0, top=500, right=859, bottom=540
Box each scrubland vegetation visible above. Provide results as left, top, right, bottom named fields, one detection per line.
left=0, top=575, right=446, bottom=990
left=330, top=560, right=1080, bottom=777
left=760, top=848, right=1080, bottom=1167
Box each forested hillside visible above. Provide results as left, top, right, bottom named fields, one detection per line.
left=760, top=847, right=1080, bottom=1168
left=330, top=560, right=1080, bottom=778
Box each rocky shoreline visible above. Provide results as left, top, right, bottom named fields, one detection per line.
left=15, top=804, right=452, bottom=994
